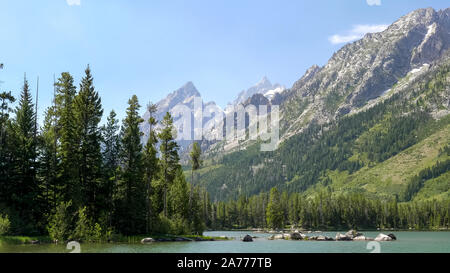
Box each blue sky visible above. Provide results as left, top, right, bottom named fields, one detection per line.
left=0, top=0, right=449, bottom=123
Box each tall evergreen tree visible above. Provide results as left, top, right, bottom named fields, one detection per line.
left=189, top=185, right=205, bottom=235
left=115, top=95, right=145, bottom=234
left=73, top=65, right=103, bottom=216
left=37, top=106, right=60, bottom=217
left=55, top=72, right=78, bottom=204
left=169, top=168, right=189, bottom=226
left=101, top=110, right=121, bottom=227
left=12, top=75, right=39, bottom=233
left=266, top=187, right=283, bottom=229
left=143, top=102, right=158, bottom=234
left=189, top=142, right=202, bottom=222
left=158, top=112, right=180, bottom=217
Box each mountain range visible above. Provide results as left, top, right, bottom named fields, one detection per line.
left=140, top=76, right=284, bottom=161
left=141, top=7, right=450, bottom=202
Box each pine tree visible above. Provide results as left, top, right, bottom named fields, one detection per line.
left=266, top=187, right=283, bottom=230
left=55, top=72, right=78, bottom=204
left=158, top=112, right=180, bottom=217
left=143, top=102, right=159, bottom=234
left=12, top=75, right=39, bottom=233
left=189, top=142, right=202, bottom=217
left=189, top=185, right=205, bottom=235
left=169, top=168, right=189, bottom=222
left=47, top=201, right=73, bottom=242
left=116, top=95, right=145, bottom=234
left=73, top=65, right=103, bottom=216
left=37, top=106, right=60, bottom=216
left=101, top=110, right=121, bottom=227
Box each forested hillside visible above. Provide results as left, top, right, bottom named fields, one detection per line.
left=192, top=53, right=450, bottom=203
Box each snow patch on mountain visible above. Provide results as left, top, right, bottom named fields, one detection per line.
left=264, top=86, right=286, bottom=100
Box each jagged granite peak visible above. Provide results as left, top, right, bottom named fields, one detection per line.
left=157, top=81, right=201, bottom=111
left=141, top=81, right=212, bottom=137
left=232, top=76, right=283, bottom=105
left=280, top=7, right=450, bottom=140
left=140, top=81, right=224, bottom=161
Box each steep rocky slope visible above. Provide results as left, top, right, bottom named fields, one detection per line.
left=281, top=8, right=450, bottom=141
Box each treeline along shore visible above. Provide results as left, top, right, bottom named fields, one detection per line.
left=0, top=65, right=207, bottom=242
left=0, top=65, right=449, bottom=245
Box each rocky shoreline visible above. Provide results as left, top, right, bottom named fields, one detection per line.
left=242, top=230, right=397, bottom=242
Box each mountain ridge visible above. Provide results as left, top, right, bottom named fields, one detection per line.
left=188, top=7, right=450, bottom=202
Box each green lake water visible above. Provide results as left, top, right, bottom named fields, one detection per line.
left=1, top=231, right=449, bottom=253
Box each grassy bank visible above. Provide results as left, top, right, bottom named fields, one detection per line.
left=0, top=235, right=52, bottom=245
left=0, top=234, right=229, bottom=245
left=112, top=234, right=229, bottom=243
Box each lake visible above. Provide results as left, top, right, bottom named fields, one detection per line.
left=1, top=231, right=449, bottom=253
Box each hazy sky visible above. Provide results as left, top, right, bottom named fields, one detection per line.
left=0, top=0, right=449, bottom=123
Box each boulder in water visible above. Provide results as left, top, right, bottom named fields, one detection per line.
left=375, top=233, right=393, bottom=241
left=317, top=235, right=326, bottom=241
left=335, top=233, right=352, bottom=241
left=274, top=234, right=284, bottom=240
left=242, top=235, right=253, bottom=242
left=290, top=232, right=304, bottom=240
left=315, top=235, right=334, bottom=241
left=353, top=236, right=373, bottom=241
left=387, top=233, right=397, bottom=240
left=345, top=230, right=363, bottom=239
left=141, top=238, right=155, bottom=244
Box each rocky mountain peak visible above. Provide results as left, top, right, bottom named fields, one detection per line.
left=173, top=81, right=200, bottom=99
left=280, top=7, right=450, bottom=140
left=232, top=77, right=283, bottom=105
left=157, top=81, right=201, bottom=110
left=257, top=76, right=271, bottom=87
left=292, top=65, right=321, bottom=91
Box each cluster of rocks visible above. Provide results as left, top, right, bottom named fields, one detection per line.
left=335, top=230, right=397, bottom=242
left=262, top=230, right=397, bottom=242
